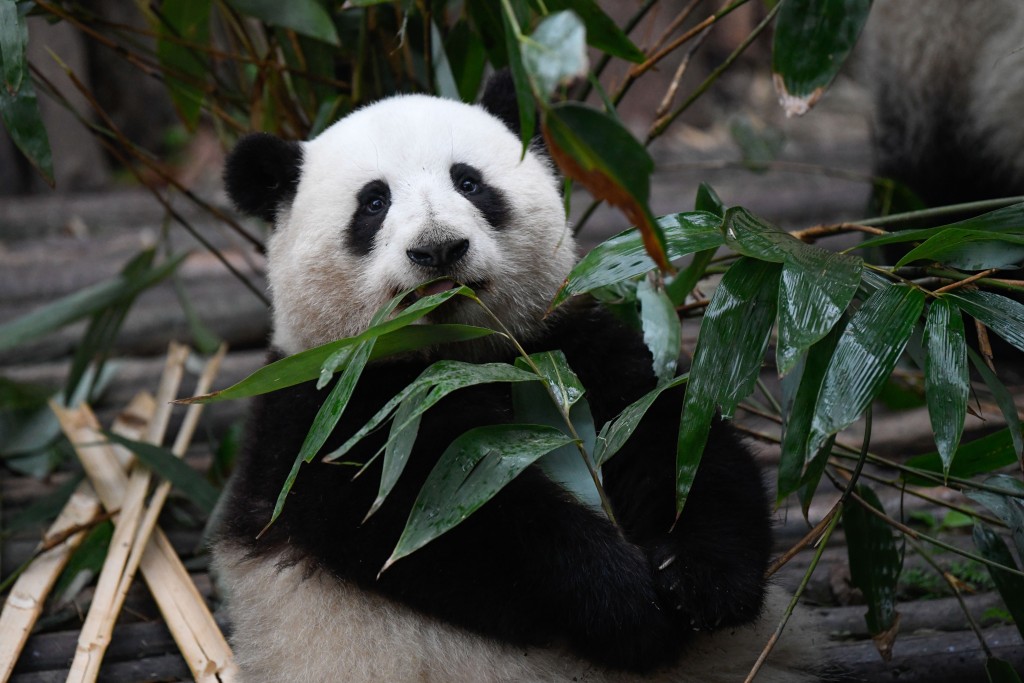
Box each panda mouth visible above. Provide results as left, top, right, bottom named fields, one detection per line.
left=398, top=279, right=488, bottom=307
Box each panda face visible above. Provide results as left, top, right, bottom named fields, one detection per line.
left=237, top=94, right=575, bottom=357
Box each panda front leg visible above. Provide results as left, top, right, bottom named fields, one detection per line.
left=602, top=411, right=774, bottom=632
left=368, top=464, right=688, bottom=673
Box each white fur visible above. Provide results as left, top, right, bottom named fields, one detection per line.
left=267, top=95, right=575, bottom=356
left=214, top=543, right=819, bottom=683
left=866, top=0, right=1024, bottom=185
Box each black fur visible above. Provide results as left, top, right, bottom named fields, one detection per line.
left=347, top=179, right=391, bottom=256
left=223, top=133, right=303, bottom=223
left=218, top=301, right=772, bottom=673
left=450, top=162, right=511, bottom=230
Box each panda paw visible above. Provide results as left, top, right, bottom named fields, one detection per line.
left=648, top=542, right=766, bottom=632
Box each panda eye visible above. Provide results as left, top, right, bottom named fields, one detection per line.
left=458, top=176, right=480, bottom=195
left=363, top=196, right=388, bottom=215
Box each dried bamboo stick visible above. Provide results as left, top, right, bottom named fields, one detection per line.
left=0, top=392, right=156, bottom=683
left=67, top=343, right=190, bottom=683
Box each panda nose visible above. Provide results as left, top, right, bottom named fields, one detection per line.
left=406, top=239, right=469, bottom=269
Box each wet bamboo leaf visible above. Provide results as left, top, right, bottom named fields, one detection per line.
left=103, top=432, right=220, bottom=514
left=771, top=0, right=873, bottom=116
left=594, top=373, right=688, bottom=467
left=0, top=64, right=52, bottom=185
left=326, top=361, right=540, bottom=465
left=859, top=202, right=1024, bottom=250
left=949, top=290, right=1024, bottom=355
left=778, top=326, right=842, bottom=503
left=226, top=0, right=339, bottom=45
left=0, top=251, right=185, bottom=353
left=846, top=486, right=902, bottom=643
left=156, top=0, right=212, bottom=130
left=552, top=211, right=722, bottom=309
left=515, top=350, right=585, bottom=411
left=923, top=298, right=968, bottom=476
left=540, top=0, right=644, bottom=62
left=637, top=278, right=681, bottom=386
left=383, top=424, right=574, bottom=571
left=363, top=385, right=431, bottom=522
left=677, top=258, right=781, bottom=514
left=904, top=428, right=1020, bottom=486
left=521, top=10, right=587, bottom=98
left=973, top=523, right=1024, bottom=641
left=0, top=0, right=25, bottom=92
left=512, top=378, right=599, bottom=512
left=808, top=284, right=925, bottom=456
left=896, top=229, right=1024, bottom=270
left=986, top=657, right=1023, bottom=683
left=694, top=182, right=725, bottom=217
left=543, top=102, right=668, bottom=271
left=967, top=347, right=1023, bottom=460
left=969, top=477, right=1024, bottom=560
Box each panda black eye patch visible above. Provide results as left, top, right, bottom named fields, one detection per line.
left=450, top=163, right=510, bottom=230
left=347, top=179, right=390, bottom=256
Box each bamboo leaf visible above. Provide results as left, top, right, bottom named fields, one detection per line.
left=226, top=0, right=339, bottom=45
left=973, top=523, right=1024, bottom=641
left=0, top=0, right=25, bottom=92
left=967, top=347, right=1023, bottom=461
left=155, top=0, right=212, bottom=130
left=382, top=424, right=574, bottom=571
left=104, top=432, right=220, bottom=514
left=500, top=2, right=536, bottom=149
left=949, top=290, right=1024, bottom=355
left=594, top=373, right=688, bottom=467
left=521, top=10, right=587, bottom=98
left=551, top=211, right=722, bottom=309
left=896, top=229, right=1024, bottom=270
left=514, top=350, right=585, bottom=411
left=969, top=476, right=1024, bottom=560
left=859, top=202, right=1024, bottom=250
left=904, top=428, right=1020, bottom=486
left=986, top=657, right=1024, bottom=683
left=0, top=251, right=186, bottom=353
left=807, top=283, right=925, bottom=456
left=771, top=0, right=873, bottom=116
left=923, top=298, right=968, bottom=476
left=846, top=486, right=902, bottom=651
left=637, top=278, right=681, bottom=386
left=677, top=258, right=780, bottom=514
left=363, top=385, right=431, bottom=522
left=430, top=22, right=460, bottom=100
left=543, top=102, right=668, bottom=272
left=0, top=62, right=52, bottom=185
left=540, top=0, right=644, bottom=62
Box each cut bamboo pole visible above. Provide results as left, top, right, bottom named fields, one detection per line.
left=67, top=343, right=189, bottom=683
left=53, top=349, right=237, bottom=682
left=0, top=392, right=156, bottom=683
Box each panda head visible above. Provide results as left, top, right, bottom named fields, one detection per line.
left=224, top=75, right=575, bottom=358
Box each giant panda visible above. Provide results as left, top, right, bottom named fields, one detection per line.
left=212, top=72, right=810, bottom=683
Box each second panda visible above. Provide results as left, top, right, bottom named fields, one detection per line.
left=213, top=73, right=795, bottom=682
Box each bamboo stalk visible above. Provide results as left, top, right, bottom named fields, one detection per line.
left=67, top=343, right=190, bottom=683
left=0, top=392, right=156, bottom=683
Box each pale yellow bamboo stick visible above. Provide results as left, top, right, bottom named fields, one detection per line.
left=0, top=390, right=156, bottom=683
left=67, top=343, right=189, bottom=683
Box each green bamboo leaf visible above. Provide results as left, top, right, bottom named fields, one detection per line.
left=0, top=251, right=186, bottom=353
left=594, top=373, right=688, bottom=467
left=363, top=385, right=431, bottom=522
left=155, top=0, right=212, bottom=130
left=923, top=298, right=968, bottom=476
left=967, top=347, right=1023, bottom=460
left=54, top=521, right=112, bottom=603
left=445, top=21, right=487, bottom=102
left=226, top=0, right=339, bottom=45
left=543, top=102, right=668, bottom=272
left=969, top=477, right=1024, bottom=560
left=540, top=0, right=644, bottom=62
left=430, top=22, right=460, bottom=100
left=771, top=0, right=873, bottom=116
left=637, top=278, right=681, bottom=386
left=326, top=361, right=540, bottom=465
left=986, top=657, right=1023, bottom=683
left=777, top=326, right=842, bottom=503
left=103, top=432, right=220, bottom=514
left=776, top=246, right=862, bottom=376
left=846, top=486, right=902, bottom=638
left=973, top=523, right=1024, bottom=641
left=521, top=10, right=587, bottom=98
left=0, top=0, right=25, bottom=92
left=0, top=65, right=52, bottom=185
left=551, top=211, right=722, bottom=308
left=807, top=284, right=925, bottom=456
left=382, top=424, right=574, bottom=571
left=514, top=350, right=584, bottom=411
left=694, top=182, right=725, bottom=217
left=859, top=202, right=1024, bottom=250
left=896, top=229, right=1024, bottom=270
left=500, top=3, right=536, bottom=150
left=904, top=428, right=1020, bottom=486
left=949, top=290, right=1024, bottom=355
left=677, top=258, right=781, bottom=514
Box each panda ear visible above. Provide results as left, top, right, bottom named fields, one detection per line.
left=224, top=133, right=303, bottom=223
left=480, top=69, right=524, bottom=136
